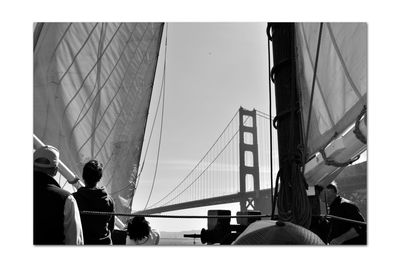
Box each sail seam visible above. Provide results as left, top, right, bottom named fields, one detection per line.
left=57, top=23, right=100, bottom=84
left=74, top=23, right=146, bottom=155
left=91, top=23, right=107, bottom=157
left=46, top=23, right=73, bottom=75
left=91, top=25, right=156, bottom=162
left=70, top=23, right=146, bottom=155
left=67, top=23, right=135, bottom=152
left=60, top=23, right=122, bottom=128
left=97, top=25, right=159, bottom=193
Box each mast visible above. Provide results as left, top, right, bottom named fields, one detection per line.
left=268, top=23, right=311, bottom=228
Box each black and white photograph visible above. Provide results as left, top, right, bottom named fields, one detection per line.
left=2, top=1, right=399, bottom=266
left=33, top=22, right=367, bottom=246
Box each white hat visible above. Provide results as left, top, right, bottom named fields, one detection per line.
left=34, top=145, right=60, bottom=168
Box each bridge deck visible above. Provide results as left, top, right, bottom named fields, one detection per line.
left=136, top=189, right=272, bottom=214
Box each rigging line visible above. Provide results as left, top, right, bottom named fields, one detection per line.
left=267, top=31, right=274, bottom=210
left=136, top=24, right=168, bottom=189
left=322, top=214, right=367, bottom=226
left=133, top=84, right=162, bottom=188
left=157, top=117, right=249, bottom=208
left=148, top=110, right=240, bottom=208
left=326, top=23, right=363, bottom=99
left=76, top=25, right=157, bottom=155
left=142, top=24, right=168, bottom=209
left=300, top=23, right=335, bottom=128
left=61, top=179, right=68, bottom=189
left=81, top=210, right=271, bottom=219
left=104, top=25, right=164, bottom=191
left=303, top=22, right=324, bottom=169
left=142, top=50, right=167, bottom=208
left=143, top=73, right=166, bottom=210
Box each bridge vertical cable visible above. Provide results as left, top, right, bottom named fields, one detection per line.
left=141, top=108, right=277, bottom=212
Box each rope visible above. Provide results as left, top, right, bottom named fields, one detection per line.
left=143, top=23, right=168, bottom=210
left=319, top=149, right=360, bottom=168
left=267, top=28, right=274, bottom=212
left=353, top=105, right=367, bottom=144
left=272, top=107, right=298, bottom=129
left=303, top=22, right=324, bottom=165
left=319, top=214, right=367, bottom=226
left=271, top=170, right=281, bottom=219
left=81, top=210, right=271, bottom=219
left=270, top=58, right=290, bottom=83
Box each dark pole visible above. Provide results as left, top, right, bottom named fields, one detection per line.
left=268, top=23, right=311, bottom=228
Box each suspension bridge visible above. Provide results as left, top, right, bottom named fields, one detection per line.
left=135, top=107, right=278, bottom=215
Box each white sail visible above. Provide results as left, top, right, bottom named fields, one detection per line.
left=34, top=23, right=164, bottom=216
left=295, top=23, right=367, bottom=158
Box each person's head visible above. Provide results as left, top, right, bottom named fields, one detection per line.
left=127, top=216, right=150, bottom=241
left=318, top=181, right=338, bottom=205
left=34, top=145, right=60, bottom=177
left=82, top=160, right=103, bottom=188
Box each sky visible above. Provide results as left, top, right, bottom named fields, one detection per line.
left=131, top=22, right=274, bottom=232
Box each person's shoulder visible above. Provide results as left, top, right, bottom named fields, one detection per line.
left=340, top=197, right=355, bottom=206
left=339, top=197, right=359, bottom=211
left=50, top=183, right=71, bottom=197
left=72, top=187, right=84, bottom=197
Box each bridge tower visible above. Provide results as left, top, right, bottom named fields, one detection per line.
left=239, top=107, right=268, bottom=213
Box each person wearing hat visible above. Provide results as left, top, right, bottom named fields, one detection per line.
left=73, top=160, right=115, bottom=245
left=33, top=145, right=84, bottom=245
left=319, top=181, right=366, bottom=245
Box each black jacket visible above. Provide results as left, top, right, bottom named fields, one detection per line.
left=329, top=196, right=366, bottom=244
left=34, top=171, right=70, bottom=244
left=73, top=187, right=115, bottom=244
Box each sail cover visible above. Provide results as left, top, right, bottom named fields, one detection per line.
left=34, top=23, right=164, bottom=216
left=295, top=23, right=367, bottom=157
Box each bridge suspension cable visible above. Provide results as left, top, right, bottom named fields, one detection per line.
left=139, top=108, right=277, bottom=212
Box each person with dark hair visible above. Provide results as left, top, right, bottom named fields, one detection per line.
left=126, top=216, right=160, bottom=245
left=73, top=160, right=115, bottom=245
left=34, top=145, right=84, bottom=245
left=319, top=181, right=366, bottom=245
